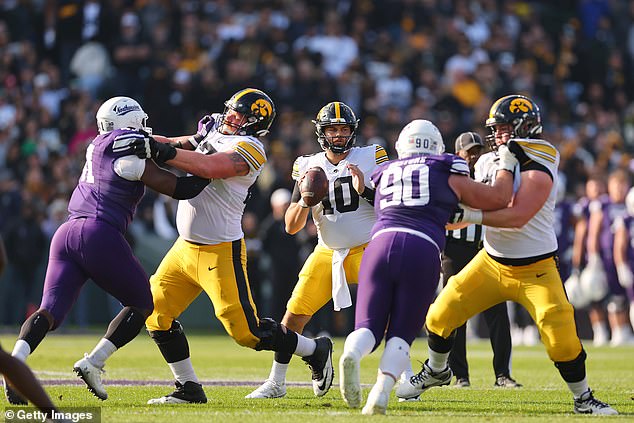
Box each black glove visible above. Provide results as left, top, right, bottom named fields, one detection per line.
left=131, top=135, right=177, bottom=166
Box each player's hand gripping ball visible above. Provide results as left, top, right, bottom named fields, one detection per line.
left=300, top=167, right=329, bottom=207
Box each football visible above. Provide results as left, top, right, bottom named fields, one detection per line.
left=299, top=167, right=329, bottom=207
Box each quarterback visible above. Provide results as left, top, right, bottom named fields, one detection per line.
left=247, top=102, right=388, bottom=399
left=396, top=95, right=617, bottom=415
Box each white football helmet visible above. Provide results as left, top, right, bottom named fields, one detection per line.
left=96, top=96, right=150, bottom=134
left=564, top=272, right=590, bottom=309
left=395, top=119, right=445, bottom=159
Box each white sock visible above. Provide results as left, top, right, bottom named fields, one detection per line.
left=592, top=322, right=608, bottom=341
left=567, top=378, right=589, bottom=398
left=168, top=358, right=199, bottom=384
left=376, top=371, right=397, bottom=391
left=343, top=328, right=375, bottom=360
left=378, top=337, right=409, bottom=380
left=268, top=360, right=288, bottom=384
left=427, top=346, right=450, bottom=373
left=88, top=338, right=117, bottom=368
left=11, top=340, right=31, bottom=362
left=294, top=334, right=316, bottom=357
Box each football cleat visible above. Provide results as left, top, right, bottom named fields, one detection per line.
left=494, top=375, right=522, bottom=388
left=147, top=381, right=207, bottom=404
left=302, top=336, right=334, bottom=397
left=395, top=360, right=452, bottom=401
left=73, top=354, right=107, bottom=400
left=339, top=352, right=362, bottom=408
left=573, top=389, right=618, bottom=415
left=3, top=376, right=27, bottom=405
left=453, top=377, right=471, bottom=388
left=361, top=385, right=389, bottom=415
left=245, top=380, right=286, bottom=399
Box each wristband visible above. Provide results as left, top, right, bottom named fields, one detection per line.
left=297, top=198, right=310, bottom=208
left=188, top=134, right=203, bottom=148
left=462, top=208, right=483, bottom=224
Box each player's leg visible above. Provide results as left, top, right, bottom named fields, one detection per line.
left=398, top=250, right=506, bottom=400
left=482, top=301, right=521, bottom=387
left=5, top=222, right=86, bottom=404
left=145, top=239, right=205, bottom=404
left=340, top=239, right=391, bottom=409
left=516, top=257, right=617, bottom=415
left=0, top=345, right=58, bottom=417
left=73, top=221, right=154, bottom=400
left=247, top=245, right=335, bottom=398
left=365, top=235, right=439, bottom=414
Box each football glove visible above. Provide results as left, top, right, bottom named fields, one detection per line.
left=131, top=135, right=177, bottom=166
left=497, top=144, right=518, bottom=173
left=189, top=115, right=215, bottom=147
left=450, top=205, right=483, bottom=224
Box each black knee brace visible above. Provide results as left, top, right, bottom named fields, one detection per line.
left=148, top=320, right=190, bottom=363
left=426, top=326, right=455, bottom=354
left=254, top=318, right=298, bottom=356
left=554, top=349, right=586, bottom=383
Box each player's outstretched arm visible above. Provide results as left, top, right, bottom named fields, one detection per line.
left=480, top=169, right=552, bottom=228
left=449, top=169, right=514, bottom=211
left=141, top=160, right=210, bottom=200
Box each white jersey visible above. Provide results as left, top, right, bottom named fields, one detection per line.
left=292, top=145, right=388, bottom=249
left=475, top=139, right=559, bottom=259
left=176, top=116, right=266, bottom=244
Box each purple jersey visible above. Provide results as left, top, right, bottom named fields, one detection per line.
left=554, top=199, right=575, bottom=279
left=370, top=154, right=469, bottom=251
left=68, top=129, right=145, bottom=232
left=598, top=199, right=627, bottom=262
left=623, top=215, right=634, bottom=266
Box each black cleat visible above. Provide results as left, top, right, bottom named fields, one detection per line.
left=302, top=337, right=334, bottom=397
left=147, top=381, right=207, bottom=404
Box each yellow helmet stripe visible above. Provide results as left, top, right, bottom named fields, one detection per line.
left=233, top=88, right=259, bottom=102
left=334, top=102, right=341, bottom=120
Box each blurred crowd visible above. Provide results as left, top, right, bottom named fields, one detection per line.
left=0, top=0, right=633, bottom=335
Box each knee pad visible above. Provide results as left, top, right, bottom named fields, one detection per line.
left=554, top=349, right=586, bottom=383
left=254, top=318, right=297, bottom=355
left=607, top=296, right=627, bottom=313
left=426, top=326, right=455, bottom=354
left=148, top=320, right=185, bottom=343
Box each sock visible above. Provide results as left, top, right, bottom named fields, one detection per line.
left=293, top=334, right=316, bottom=357
left=427, top=346, right=450, bottom=373
left=87, top=338, right=117, bottom=368
left=568, top=378, right=589, bottom=398
left=376, top=371, right=397, bottom=391
left=343, top=328, right=375, bottom=360
left=592, top=322, right=608, bottom=342
left=11, top=340, right=31, bottom=362
left=378, top=337, right=409, bottom=380
left=268, top=361, right=289, bottom=383
left=168, top=358, right=199, bottom=384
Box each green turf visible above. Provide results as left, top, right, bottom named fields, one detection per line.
left=0, top=333, right=632, bottom=422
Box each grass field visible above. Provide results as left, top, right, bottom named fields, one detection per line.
left=0, top=333, right=632, bottom=422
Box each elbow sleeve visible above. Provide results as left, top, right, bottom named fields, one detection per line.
left=172, top=175, right=210, bottom=200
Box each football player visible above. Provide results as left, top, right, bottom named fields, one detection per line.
left=613, top=187, right=634, bottom=332
left=338, top=119, right=517, bottom=414
left=4, top=97, right=211, bottom=404
left=396, top=95, right=617, bottom=415
left=246, top=102, right=388, bottom=399
left=131, top=89, right=333, bottom=405
left=585, top=169, right=634, bottom=345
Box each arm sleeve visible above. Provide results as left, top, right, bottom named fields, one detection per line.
left=172, top=175, right=210, bottom=200
left=113, top=156, right=146, bottom=181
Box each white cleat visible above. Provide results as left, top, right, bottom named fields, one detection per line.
left=339, top=352, right=362, bottom=408
left=574, top=389, right=618, bottom=415
left=395, top=360, right=451, bottom=401
left=361, top=386, right=389, bottom=415
left=73, top=354, right=107, bottom=400
left=245, top=380, right=286, bottom=399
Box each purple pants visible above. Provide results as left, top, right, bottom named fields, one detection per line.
left=40, top=218, right=152, bottom=328
left=354, top=230, right=440, bottom=347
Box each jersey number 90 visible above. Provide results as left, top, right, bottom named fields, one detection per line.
left=378, top=163, right=429, bottom=209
